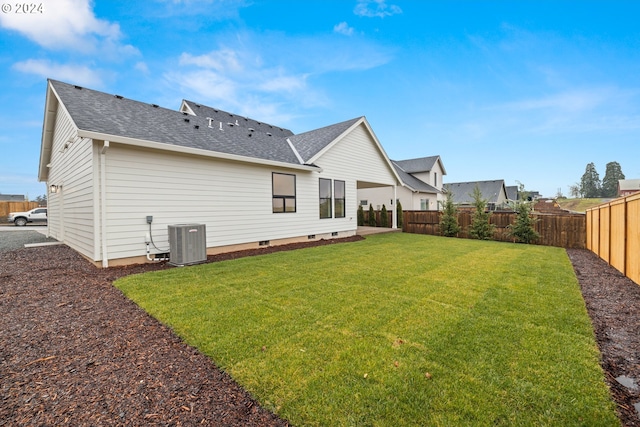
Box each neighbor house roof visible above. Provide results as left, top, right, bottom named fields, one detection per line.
left=0, top=194, right=25, bottom=201
left=444, top=180, right=507, bottom=204
left=506, top=185, right=518, bottom=201
left=618, top=179, right=640, bottom=191
left=391, top=161, right=440, bottom=193
left=41, top=80, right=386, bottom=180
left=393, top=155, right=447, bottom=175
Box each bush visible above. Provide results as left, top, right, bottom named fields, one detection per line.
left=357, top=205, right=365, bottom=226
left=469, top=185, right=494, bottom=240
left=368, top=204, right=377, bottom=227
left=396, top=200, right=403, bottom=228
left=439, top=191, right=460, bottom=237
left=508, top=201, right=540, bottom=244
left=380, top=204, right=389, bottom=227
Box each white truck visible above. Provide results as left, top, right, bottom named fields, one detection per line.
left=7, top=208, right=48, bottom=226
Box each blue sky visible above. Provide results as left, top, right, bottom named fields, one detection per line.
left=1, top=0, right=639, bottom=199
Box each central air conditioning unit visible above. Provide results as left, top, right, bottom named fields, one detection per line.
left=168, top=224, right=207, bottom=266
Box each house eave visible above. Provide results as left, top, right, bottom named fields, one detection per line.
left=76, top=129, right=322, bottom=172
left=307, top=117, right=402, bottom=185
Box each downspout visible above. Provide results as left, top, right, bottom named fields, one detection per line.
left=100, top=141, right=109, bottom=268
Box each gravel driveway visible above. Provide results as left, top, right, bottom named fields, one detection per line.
left=0, top=226, right=59, bottom=252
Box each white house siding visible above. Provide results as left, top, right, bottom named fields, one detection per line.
left=314, top=123, right=398, bottom=223
left=46, top=106, right=95, bottom=260
left=101, top=143, right=361, bottom=261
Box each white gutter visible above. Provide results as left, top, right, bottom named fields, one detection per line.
left=100, top=141, right=109, bottom=268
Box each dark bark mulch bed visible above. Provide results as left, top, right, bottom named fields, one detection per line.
left=0, top=238, right=638, bottom=426
left=567, top=249, right=640, bottom=427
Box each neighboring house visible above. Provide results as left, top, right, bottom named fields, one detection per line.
left=505, top=186, right=541, bottom=202
left=443, top=180, right=509, bottom=210
left=618, top=179, right=640, bottom=197
left=38, top=80, right=402, bottom=267
left=0, top=194, right=26, bottom=202
left=358, top=156, right=447, bottom=211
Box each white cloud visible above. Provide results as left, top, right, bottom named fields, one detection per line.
left=13, top=59, right=104, bottom=87
left=179, top=50, right=243, bottom=73
left=166, top=45, right=318, bottom=123
left=0, top=0, right=137, bottom=55
left=334, top=22, right=354, bottom=36
left=354, top=0, right=402, bottom=18
left=134, top=61, right=150, bottom=74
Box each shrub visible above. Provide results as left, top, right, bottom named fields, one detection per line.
left=380, top=204, right=389, bottom=227
left=396, top=200, right=403, bottom=228
left=439, top=191, right=460, bottom=237
left=469, top=185, right=494, bottom=240
left=368, top=204, right=377, bottom=227
left=357, top=205, right=365, bottom=226
left=508, top=199, right=540, bottom=244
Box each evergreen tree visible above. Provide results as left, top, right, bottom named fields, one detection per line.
left=469, top=185, right=494, bottom=240
left=357, top=204, right=365, bottom=226
left=601, top=161, right=625, bottom=198
left=507, top=185, right=539, bottom=244
left=439, top=190, right=460, bottom=237
left=368, top=204, right=377, bottom=227
left=380, top=204, right=389, bottom=227
left=396, top=200, right=403, bottom=228
left=580, top=162, right=601, bottom=198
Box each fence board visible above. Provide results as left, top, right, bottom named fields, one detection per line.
left=403, top=210, right=586, bottom=249
left=586, top=193, right=640, bottom=286
left=609, top=200, right=626, bottom=275
left=0, top=201, right=40, bottom=220
left=627, top=196, right=640, bottom=285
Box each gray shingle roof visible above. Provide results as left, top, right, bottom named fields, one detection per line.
left=288, top=117, right=362, bottom=162
left=393, top=156, right=442, bottom=174
left=391, top=161, right=439, bottom=193
left=50, top=80, right=300, bottom=165
left=444, top=180, right=506, bottom=204
left=181, top=100, right=294, bottom=138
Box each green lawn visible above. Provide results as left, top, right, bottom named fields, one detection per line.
left=115, top=233, right=619, bottom=426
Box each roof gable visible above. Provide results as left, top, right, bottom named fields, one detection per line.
left=393, top=155, right=446, bottom=175
left=391, top=161, right=440, bottom=193
left=287, top=117, right=361, bottom=162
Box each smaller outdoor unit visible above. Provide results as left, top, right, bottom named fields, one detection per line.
left=168, top=224, right=207, bottom=266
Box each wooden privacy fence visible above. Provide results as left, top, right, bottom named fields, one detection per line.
left=403, top=210, right=586, bottom=249
left=0, top=201, right=40, bottom=220
left=586, top=193, right=640, bottom=285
